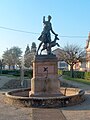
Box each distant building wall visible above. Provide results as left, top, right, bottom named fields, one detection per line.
left=86, top=33, right=90, bottom=71
left=58, top=61, right=68, bottom=70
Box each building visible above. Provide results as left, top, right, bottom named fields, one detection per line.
left=53, top=47, right=86, bottom=71
left=73, top=58, right=86, bottom=71
left=85, top=32, right=90, bottom=71
left=53, top=48, right=68, bottom=70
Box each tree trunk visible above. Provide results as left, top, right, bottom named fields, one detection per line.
left=0, top=64, right=2, bottom=74
left=13, top=65, right=15, bottom=70
left=70, top=64, right=74, bottom=78
left=9, top=65, right=11, bottom=70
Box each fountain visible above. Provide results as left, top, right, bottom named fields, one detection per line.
left=5, top=15, right=85, bottom=108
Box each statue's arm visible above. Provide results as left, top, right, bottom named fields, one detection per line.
left=51, top=24, right=58, bottom=36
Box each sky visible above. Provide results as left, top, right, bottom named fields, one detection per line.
left=0, top=0, right=90, bottom=57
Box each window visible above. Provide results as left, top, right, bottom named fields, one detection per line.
left=59, top=61, right=68, bottom=70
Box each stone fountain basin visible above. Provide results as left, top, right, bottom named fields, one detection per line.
left=5, top=87, right=85, bottom=108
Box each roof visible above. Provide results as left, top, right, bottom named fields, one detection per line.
left=52, top=48, right=65, bottom=60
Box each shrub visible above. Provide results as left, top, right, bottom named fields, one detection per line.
left=24, top=70, right=33, bottom=78
left=74, top=71, right=85, bottom=79
left=85, top=72, right=90, bottom=80
left=62, top=71, right=71, bottom=76
left=1, top=70, right=20, bottom=75
left=58, top=69, right=62, bottom=76
left=62, top=70, right=85, bottom=79
left=0, top=69, right=33, bottom=78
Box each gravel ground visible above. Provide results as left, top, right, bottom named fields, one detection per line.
left=0, top=76, right=90, bottom=120
left=1, top=79, right=22, bottom=89
left=0, top=93, right=32, bottom=120
left=0, top=92, right=90, bottom=120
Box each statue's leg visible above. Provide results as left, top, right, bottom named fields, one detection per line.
left=47, top=42, right=51, bottom=55
left=56, top=43, right=60, bottom=47
left=40, top=49, right=43, bottom=55
left=40, top=44, right=47, bottom=55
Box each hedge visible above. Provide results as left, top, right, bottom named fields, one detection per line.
left=1, top=70, right=19, bottom=75
left=73, top=71, right=85, bottom=79
left=62, top=71, right=71, bottom=76
left=0, top=69, right=90, bottom=80
left=0, top=69, right=33, bottom=78
left=85, top=72, right=90, bottom=80
left=62, top=70, right=90, bottom=80
left=62, top=71, right=85, bottom=79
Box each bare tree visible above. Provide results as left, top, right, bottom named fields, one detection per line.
left=2, top=47, right=22, bottom=69
left=24, top=42, right=36, bottom=68
left=59, top=44, right=85, bottom=77
left=24, top=53, right=34, bottom=68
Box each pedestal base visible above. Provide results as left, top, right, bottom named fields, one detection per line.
left=30, top=55, right=60, bottom=97
left=29, top=77, right=61, bottom=97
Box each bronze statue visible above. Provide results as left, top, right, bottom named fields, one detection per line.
left=37, top=15, right=59, bottom=55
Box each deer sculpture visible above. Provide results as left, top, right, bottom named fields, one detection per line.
left=40, top=35, right=60, bottom=54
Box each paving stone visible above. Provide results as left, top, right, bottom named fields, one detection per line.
left=32, top=108, right=67, bottom=120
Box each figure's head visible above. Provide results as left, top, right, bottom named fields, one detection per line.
left=48, top=15, right=52, bottom=21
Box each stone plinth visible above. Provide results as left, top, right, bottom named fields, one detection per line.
left=29, top=55, right=60, bottom=97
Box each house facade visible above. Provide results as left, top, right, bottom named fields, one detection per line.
left=53, top=46, right=86, bottom=71
left=52, top=48, right=68, bottom=70
left=86, top=32, right=90, bottom=71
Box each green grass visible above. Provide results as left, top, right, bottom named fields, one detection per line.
left=0, top=74, right=19, bottom=78
left=63, top=75, right=90, bottom=85
left=0, top=74, right=30, bottom=79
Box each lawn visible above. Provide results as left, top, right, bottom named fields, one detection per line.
left=63, top=75, right=90, bottom=85
left=0, top=74, right=18, bottom=77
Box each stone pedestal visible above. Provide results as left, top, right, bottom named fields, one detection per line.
left=29, top=55, right=60, bottom=97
